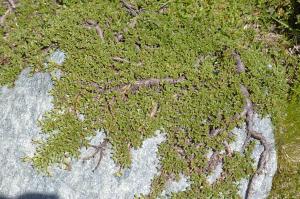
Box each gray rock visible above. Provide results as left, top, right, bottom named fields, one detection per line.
left=0, top=68, right=167, bottom=198
left=0, top=49, right=277, bottom=199
left=205, top=115, right=276, bottom=199
left=238, top=115, right=277, bottom=199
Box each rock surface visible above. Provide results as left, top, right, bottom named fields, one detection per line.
left=0, top=66, right=167, bottom=199
left=0, top=50, right=277, bottom=198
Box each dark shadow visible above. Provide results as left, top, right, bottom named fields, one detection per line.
left=0, top=192, right=59, bottom=199
left=287, top=0, right=300, bottom=42
left=288, top=0, right=300, bottom=30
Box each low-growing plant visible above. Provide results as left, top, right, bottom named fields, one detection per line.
left=0, top=0, right=299, bottom=197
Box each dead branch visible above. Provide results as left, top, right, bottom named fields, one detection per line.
left=233, top=51, right=271, bottom=199
left=95, top=25, right=104, bottom=40
left=206, top=151, right=222, bottom=172
left=158, top=2, right=169, bottom=14
left=245, top=131, right=270, bottom=199
left=149, top=101, right=159, bottom=118
left=0, top=0, right=18, bottom=27
left=249, top=131, right=270, bottom=173
left=0, top=9, right=10, bottom=26
left=115, top=32, right=125, bottom=42
left=223, top=141, right=232, bottom=157
left=93, top=76, right=186, bottom=94
left=112, top=56, right=129, bottom=63
left=82, top=139, right=108, bottom=172
left=120, top=0, right=143, bottom=16
left=232, top=51, right=246, bottom=73
left=84, top=20, right=104, bottom=41
left=209, top=128, right=223, bottom=136
left=7, top=0, right=16, bottom=9
left=105, top=95, right=115, bottom=115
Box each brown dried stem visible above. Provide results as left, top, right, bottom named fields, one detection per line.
left=223, top=141, right=233, bottom=157
left=0, top=9, right=10, bottom=26
left=149, top=101, right=159, bottom=118
left=7, top=0, right=16, bottom=9
left=82, top=139, right=108, bottom=172
left=233, top=51, right=246, bottom=74
left=84, top=20, right=104, bottom=41
left=206, top=151, right=222, bottom=173
left=0, top=0, right=15, bottom=26
left=233, top=51, right=271, bottom=199
left=112, top=56, right=130, bottom=63
left=158, top=2, right=169, bottom=14
left=92, top=76, right=186, bottom=95
left=120, top=0, right=143, bottom=16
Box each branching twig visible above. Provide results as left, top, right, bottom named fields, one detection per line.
left=82, top=139, right=108, bottom=172
left=233, top=51, right=271, bottom=199
left=206, top=151, right=222, bottom=173
left=7, top=0, right=16, bottom=9
left=84, top=20, right=104, bottom=41
left=120, top=0, right=143, bottom=16
left=116, top=1, right=141, bottom=43
left=0, top=0, right=15, bottom=27
left=93, top=76, right=186, bottom=94
left=115, top=32, right=125, bottom=42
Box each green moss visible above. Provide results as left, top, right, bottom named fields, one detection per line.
left=0, top=0, right=298, bottom=197
left=270, top=84, right=300, bottom=198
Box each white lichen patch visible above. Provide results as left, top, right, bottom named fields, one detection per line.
left=160, top=174, right=191, bottom=198
left=206, top=161, right=223, bottom=185
left=230, top=126, right=248, bottom=153
left=48, top=50, right=66, bottom=66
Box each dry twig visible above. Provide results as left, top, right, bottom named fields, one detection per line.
left=233, top=51, right=271, bottom=199
left=0, top=0, right=15, bottom=26
left=158, top=2, right=169, bottom=14
left=84, top=20, right=104, bottom=41
left=233, top=51, right=246, bottom=74
left=7, top=0, right=16, bottom=9
left=206, top=151, right=222, bottom=173
left=149, top=102, right=159, bottom=118
left=120, top=0, right=143, bottom=16
left=115, top=32, right=125, bottom=42
left=82, top=139, right=109, bottom=172
left=112, top=56, right=130, bottom=63
left=223, top=141, right=232, bottom=157
left=92, top=76, right=186, bottom=95
left=209, top=128, right=222, bottom=137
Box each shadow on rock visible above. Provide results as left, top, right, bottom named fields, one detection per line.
left=0, top=193, right=59, bottom=199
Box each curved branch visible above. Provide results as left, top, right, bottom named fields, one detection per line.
left=233, top=51, right=271, bottom=199
left=92, top=76, right=186, bottom=94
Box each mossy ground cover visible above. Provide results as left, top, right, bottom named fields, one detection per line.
left=270, top=94, right=300, bottom=198
left=0, top=0, right=299, bottom=198
left=270, top=74, right=300, bottom=198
